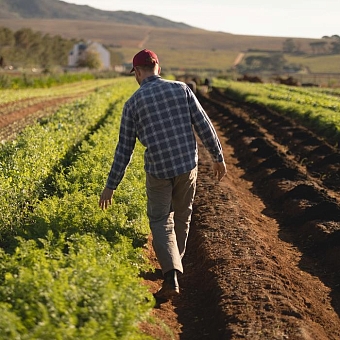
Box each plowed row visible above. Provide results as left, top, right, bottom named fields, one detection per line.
left=146, top=87, right=340, bottom=339
left=203, top=88, right=340, bottom=274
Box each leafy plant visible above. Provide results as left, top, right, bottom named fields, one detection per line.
left=0, top=77, right=158, bottom=339
left=0, top=233, right=153, bottom=339
left=214, top=80, right=340, bottom=145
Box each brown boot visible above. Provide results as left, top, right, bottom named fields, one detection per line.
left=154, top=269, right=180, bottom=300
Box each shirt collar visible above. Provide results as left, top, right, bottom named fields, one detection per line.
left=140, top=75, right=161, bottom=87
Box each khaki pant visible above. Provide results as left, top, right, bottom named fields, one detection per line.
left=146, top=167, right=197, bottom=274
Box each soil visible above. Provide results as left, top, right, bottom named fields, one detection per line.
left=2, top=86, right=340, bottom=339
left=141, top=88, right=340, bottom=339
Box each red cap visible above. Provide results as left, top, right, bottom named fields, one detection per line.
left=130, top=49, right=159, bottom=73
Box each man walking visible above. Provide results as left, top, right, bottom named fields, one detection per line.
left=99, top=49, right=226, bottom=299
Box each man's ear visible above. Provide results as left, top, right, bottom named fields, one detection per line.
left=158, top=65, right=161, bottom=75
left=135, top=67, right=143, bottom=79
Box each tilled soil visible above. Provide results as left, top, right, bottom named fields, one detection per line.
left=142, top=88, right=340, bottom=339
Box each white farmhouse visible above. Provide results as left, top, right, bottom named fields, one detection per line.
left=68, top=41, right=111, bottom=69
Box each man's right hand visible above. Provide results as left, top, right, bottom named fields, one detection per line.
left=99, top=187, right=114, bottom=210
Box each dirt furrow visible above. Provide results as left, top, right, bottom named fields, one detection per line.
left=144, top=88, right=340, bottom=339
left=209, top=88, right=340, bottom=196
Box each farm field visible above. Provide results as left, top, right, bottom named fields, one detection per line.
left=0, top=78, right=118, bottom=141
left=3, top=18, right=340, bottom=74
left=0, top=78, right=339, bottom=338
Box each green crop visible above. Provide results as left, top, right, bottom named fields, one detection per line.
left=0, top=77, right=160, bottom=339
left=214, top=79, right=340, bottom=145
left=0, top=233, right=153, bottom=339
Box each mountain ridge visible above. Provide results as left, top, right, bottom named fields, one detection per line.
left=0, top=0, right=192, bottom=29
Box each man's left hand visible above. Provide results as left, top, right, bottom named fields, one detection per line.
left=213, top=161, right=227, bottom=181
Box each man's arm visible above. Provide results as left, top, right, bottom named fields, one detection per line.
left=188, top=89, right=226, bottom=180
left=99, top=105, right=136, bottom=209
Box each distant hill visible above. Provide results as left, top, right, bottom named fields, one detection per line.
left=0, top=0, right=191, bottom=29
left=1, top=0, right=338, bottom=74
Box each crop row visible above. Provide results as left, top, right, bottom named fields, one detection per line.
left=0, top=79, right=119, bottom=106
left=213, top=79, right=340, bottom=145
left=263, top=84, right=340, bottom=112
left=0, top=96, right=83, bottom=117
left=0, top=83, right=118, bottom=236
left=0, top=72, right=97, bottom=90
left=0, top=78, right=157, bottom=339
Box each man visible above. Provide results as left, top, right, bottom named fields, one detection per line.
left=99, top=49, right=226, bottom=300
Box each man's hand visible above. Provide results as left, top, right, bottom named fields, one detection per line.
left=99, top=187, right=114, bottom=210
left=213, top=161, right=227, bottom=181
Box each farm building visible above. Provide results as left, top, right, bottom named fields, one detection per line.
left=68, top=41, right=111, bottom=69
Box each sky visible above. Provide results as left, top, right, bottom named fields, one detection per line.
left=62, top=0, right=339, bottom=39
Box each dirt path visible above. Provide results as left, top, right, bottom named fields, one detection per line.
left=138, top=29, right=153, bottom=48
left=142, top=88, right=340, bottom=339
left=233, top=53, right=245, bottom=67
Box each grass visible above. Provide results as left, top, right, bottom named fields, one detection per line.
left=285, top=54, right=340, bottom=73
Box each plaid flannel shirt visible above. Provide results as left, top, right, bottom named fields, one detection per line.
left=106, top=75, right=224, bottom=190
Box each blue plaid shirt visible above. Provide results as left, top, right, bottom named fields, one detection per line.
left=106, top=75, right=224, bottom=190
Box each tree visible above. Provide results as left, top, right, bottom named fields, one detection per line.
left=0, top=27, right=79, bottom=68
left=282, top=38, right=296, bottom=53
left=245, top=56, right=262, bottom=68
left=330, top=41, right=340, bottom=54
left=14, top=28, right=36, bottom=49
left=77, top=50, right=102, bottom=69
left=0, top=27, right=15, bottom=47
left=243, top=54, right=286, bottom=72
left=309, top=41, right=328, bottom=54
left=269, top=53, right=286, bottom=71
